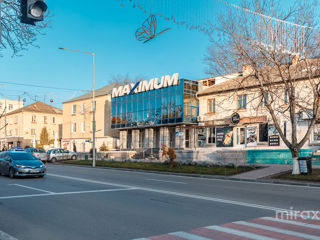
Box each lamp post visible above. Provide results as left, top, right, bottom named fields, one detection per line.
left=58, top=47, right=96, bottom=167
left=0, top=84, right=7, bottom=148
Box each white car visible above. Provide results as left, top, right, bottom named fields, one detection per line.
left=47, top=148, right=77, bottom=162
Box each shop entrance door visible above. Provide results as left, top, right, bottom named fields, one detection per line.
left=237, top=127, right=246, bottom=146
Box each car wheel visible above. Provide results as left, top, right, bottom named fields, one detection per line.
left=51, top=157, right=57, bottom=163
left=9, top=168, right=15, bottom=178
left=71, top=155, right=77, bottom=160
left=38, top=175, right=44, bottom=178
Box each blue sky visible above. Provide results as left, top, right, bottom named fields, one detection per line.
left=0, top=0, right=315, bottom=108
left=0, top=0, right=218, bottom=108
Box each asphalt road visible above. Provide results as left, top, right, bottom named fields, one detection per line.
left=0, top=164, right=319, bottom=240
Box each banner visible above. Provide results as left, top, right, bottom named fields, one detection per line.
left=216, top=127, right=233, bottom=147
left=247, top=126, right=257, bottom=147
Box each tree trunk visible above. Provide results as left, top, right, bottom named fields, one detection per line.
left=291, top=148, right=300, bottom=175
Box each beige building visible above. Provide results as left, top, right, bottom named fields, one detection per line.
left=0, top=98, right=24, bottom=114
left=62, top=83, right=120, bottom=152
left=197, top=65, right=319, bottom=151
left=0, top=101, right=62, bottom=149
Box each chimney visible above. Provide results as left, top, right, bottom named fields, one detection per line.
left=242, top=64, right=254, bottom=77
left=292, top=54, right=300, bottom=65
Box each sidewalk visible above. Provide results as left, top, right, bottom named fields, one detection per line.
left=233, top=164, right=292, bottom=180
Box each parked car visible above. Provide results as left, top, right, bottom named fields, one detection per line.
left=8, top=148, right=25, bottom=152
left=25, top=148, right=47, bottom=162
left=47, top=148, right=77, bottom=162
left=0, top=152, right=46, bottom=178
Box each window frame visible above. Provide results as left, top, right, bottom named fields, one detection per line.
left=237, top=94, right=247, bottom=110
left=207, top=98, right=216, bottom=114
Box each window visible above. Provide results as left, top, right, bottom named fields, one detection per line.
left=15, top=116, right=18, bottom=124
left=31, top=115, right=36, bottom=123
left=31, top=129, right=36, bottom=135
left=263, top=92, right=269, bottom=107
left=9, top=130, right=12, bottom=136
left=53, top=130, right=55, bottom=137
left=8, top=104, right=13, bottom=110
left=72, top=104, right=76, bottom=114
left=81, top=122, right=85, bottom=132
left=207, top=127, right=215, bottom=144
left=72, top=123, right=76, bottom=133
left=237, top=95, right=247, bottom=109
left=284, top=121, right=287, bottom=138
left=259, top=123, right=268, bottom=142
left=208, top=99, right=215, bottom=113
left=284, top=89, right=289, bottom=104
left=52, top=117, right=55, bottom=124
left=82, top=103, right=85, bottom=113
left=312, top=124, right=320, bottom=143
left=44, top=116, right=47, bottom=124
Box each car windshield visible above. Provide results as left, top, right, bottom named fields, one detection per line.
left=37, top=148, right=46, bottom=153
left=11, top=153, right=38, bottom=160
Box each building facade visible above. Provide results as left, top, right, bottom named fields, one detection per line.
left=62, top=83, right=120, bottom=152
left=196, top=67, right=318, bottom=151
left=0, top=98, right=24, bottom=114
left=111, top=73, right=199, bottom=150
left=0, top=101, right=62, bottom=149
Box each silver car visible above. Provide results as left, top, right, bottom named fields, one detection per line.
left=47, top=148, right=77, bottom=162
left=25, top=148, right=48, bottom=163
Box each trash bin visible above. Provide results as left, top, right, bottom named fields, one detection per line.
left=85, top=154, right=88, bottom=161
left=298, top=156, right=312, bottom=174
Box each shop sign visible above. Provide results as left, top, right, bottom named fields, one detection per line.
left=216, top=127, right=233, bottom=147
left=197, top=128, right=206, bottom=140
left=268, top=124, right=280, bottom=146
left=231, top=112, right=240, bottom=124
left=247, top=126, right=257, bottom=147
left=268, top=135, right=280, bottom=146
left=240, top=116, right=267, bottom=124
left=112, top=73, right=179, bottom=98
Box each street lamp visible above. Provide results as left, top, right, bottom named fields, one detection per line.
left=0, top=84, right=7, bottom=149
left=58, top=47, right=96, bottom=167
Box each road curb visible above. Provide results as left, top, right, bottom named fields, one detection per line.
left=51, top=163, right=320, bottom=188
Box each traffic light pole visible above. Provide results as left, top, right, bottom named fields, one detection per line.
left=58, top=47, right=96, bottom=168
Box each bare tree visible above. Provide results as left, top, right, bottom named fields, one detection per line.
left=109, top=73, right=146, bottom=85
left=206, top=0, right=320, bottom=174
left=0, top=0, right=49, bottom=56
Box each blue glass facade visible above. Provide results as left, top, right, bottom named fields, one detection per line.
left=111, top=79, right=198, bottom=129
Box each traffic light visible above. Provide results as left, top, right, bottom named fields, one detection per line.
left=20, top=0, right=48, bottom=25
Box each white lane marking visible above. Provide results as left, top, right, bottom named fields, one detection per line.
left=262, top=217, right=320, bottom=229
left=0, top=231, right=18, bottom=240
left=47, top=173, right=288, bottom=212
left=49, top=164, right=320, bottom=189
left=206, top=225, right=277, bottom=240
left=169, top=231, right=212, bottom=240
left=235, top=221, right=320, bottom=240
left=145, top=179, right=186, bottom=184
left=0, top=188, right=138, bottom=200
left=10, top=184, right=55, bottom=194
